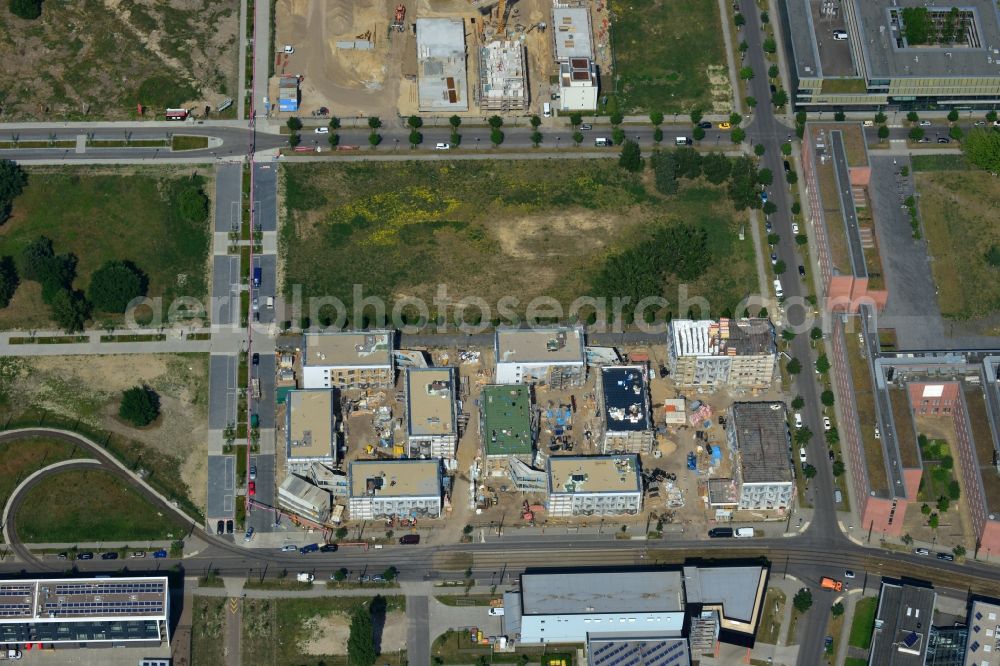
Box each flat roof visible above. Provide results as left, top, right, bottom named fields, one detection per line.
left=731, top=402, right=793, bottom=484
left=853, top=0, right=1000, bottom=80
left=683, top=566, right=767, bottom=624
left=349, top=460, right=440, bottom=498
left=601, top=366, right=650, bottom=432
left=415, top=18, right=469, bottom=112
left=520, top=571, right=683, bottom=615
left=303, top=331, right=392, bottom=368
left=552, top=6, right=593, bottom=60
left=496, top=326, right=585, bottom=365
left=670, top=319, right=774, bottom=358
left=588, top=637, right=690, bottom=666
left=0, top=578, right=168, bottom=622
left=888, top=387, right=920, bottom=469
left=548, top=455, right=641, bottom=495
left=967, top=599, right=1000, bottom=666
left=481, top=384, right=533, bottom=457
left=870, top=581, right=936, bottom=666
left=406, top=368, right=457, bottom=438
left=287, top=389, right=335, bottom=460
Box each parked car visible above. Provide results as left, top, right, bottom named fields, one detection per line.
left=299, top=543, right=320, bottom=554
left=834, top=489, right=843, bottom=503
left=765, top=221, right=773, bottom=233
left=936, top=137, right=950, bottom=144
left=844, top=570, right=855, bottom=579
left=315, top=127, right=329, bottom=134
left=296, top=573, right=315, bottom=583
left=77, top=552, right=94, bottom=560
left=770, top=253, right=778, bottom=265
left=130, top=551, right=146, bottom=559
left=708, top=527, right=734, bottom=538
left=760, top=190, right=769, bottom=203
left=226, top=520, right=234, bottom=534
left=435, top=142, right=450, bottom=150
left=580, top=124, right=592, bottom=130
left=914, top=548, right=930, bottom=556
left=828, top=449, right=835, bottom=462
left=823, top=416, right=832, bottom=431
left=283, top=45, right=295, bottom=54
left=937, top=552, right=955, bottom=561
left=216, top=520, right=225, bottom=535
left=320, top=543, right=338, bottom=553
left=792, top=222, right=800, bottom=234
left=489, top=606, right=505, bottom=616
left=57, top=552, right=68, bottom=560
left=249, top=466, right=257, bottom=481
left=798, top=265, right=806, bottom=277
left=248, top=481, right=256, bottom=496
left=783, top=160, right=791, bottom=173
left=152, top=549, right=168, bottom=558
left=919, top=120, right=932, bottom=126
left=359, top=575, right=371, bottom=583
left=698, top=121, right=713, bottom=129
left=101, top=552, right=119, bottom=560
left=794, top=412, right=803, bottom=429
left=399, top=534, right=421, bottom=545
left=252, top=353, right=259, bottom=366
left=244, top=527, right=255, bottom=543
left=874, top=426, right=881, bottom=439
left=799, top=447, right=808, bottom=463
left=918, top=137, right=932, bottom=143
left=718, top=122, right=732, bottom=130
left=371, top=575, right=386, bottom=583
left=280, top=544, right=297, bottom=552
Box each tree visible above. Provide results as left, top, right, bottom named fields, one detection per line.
left=768, top=233, right=781, bottom=246
left=792, top=396, right=805, bottom=410
left=407, top=115, right=423, bottom=129
left=772, top=89, right=788, bottom=108
left=746, top=96, right=757, bottom=109
left=734, top=12, right=745, bottom=27
left=690, top=109, right=704, bottom=125
left=793, top=588, right=813, bottom=612
left=834, top=111, right=845, bottom=121
left=787, top=357, right=802, bottom=374
left=774, top=260, right=787, bottom=275
left=947, top=109, right=959, bottom=123
left=9, top=0, right=42, bottom=19
left=368, top=116, right=382, bottom=130
left=929, top=513, right=939, bottom=529
left=449, top=130, right=461, bottom=147
left=950, top=125, right=963, bottom=141
left=702, top=153, right=731, bottom=184
left=333, top=568, right=347, bottom=582
left=528, top=130, right=542, bottom=147
left=906, top=111, right=920, bottom=124
left=0, top=159, right=27, bottom=223
left=382, top=566, right=398, bottom=581
left=816, top=354, right=831, bottom=373
left=739, top=66, right=755, bottom=81
left=902, top=533, right=914, bottom=545
left=763, top=37, right=777, bottom=53
left=730, top=112, right=743, bottom=126
left=286, top=116, right=303, bottom=132
left=572, top=131, right=584, bottom=146
left=570, top=111, right=584, bottom=127
left=0, top=256, right=17, bottom=308
left=781, top=328, right=795, bottom=340
left=612, top=127, right=626, bottom=145
left=367, top=131, right=381, bottom=147
left=692, top=126, right=705, bottom=141
left=649, top=111, right=664, bottom=127
left=760, top=10, right=769, bottom=23
left=739, top=40, right=749, bottom=53
left=909, top=127, right=925, bottom=142
left=832, top=460, right=845, bottom=476
left=347, top=604, right=377, bottom=666
left=119, top=385, right=160, bottom=427
left=88, top=261, right=148, bottom=313
left=490, top=128, right=504, bottom=146
left=937, top=496, right=950, bottom=512
left=948, top=480, right=961, bottom=500
left=953, top=545, right=967, bottom=558
left=758, top=168, right=773, bottom=186
left=731, top=128, right=746, bottom=144
left=781, top=142, right=792, bottom=156
left=763, top=201, right=777, bottom=215
left=811, top=326, right=823, bottom=341
left=335, top=527, right=349, bottom=539
left=655, top=127, right=665, bottom=143
left=329, top=117, right=341, bottom=130
left=20, top=236, right=76, bottom=293
left=768, top=64, right=780, bottom=79
left=875, top=111, right=888, bottom=124
left=791, top=201, right=801, bottom=215
left=988, top=110, right=999, bottom=123
left=408, top=129, right=422, bottom=147
left=794, top=427, right=813, bottom=446
left=529, top=115, right=542, bottom=130
left=821, top=390, right=835, bottom=407
left=328, top=132, right=341, bottom=148
left=877, top=125, right=890, bottom=142
left=803, top=464, right=817, bottom=479
left=754, top=143, right=766, bottom=156
left=288, top=132, right=301, bottom=148
left=610, top=111, right=624, bottom=126
left=786, top=171, right=798, bottom=185
left=831, top=602, right=845, bottom=617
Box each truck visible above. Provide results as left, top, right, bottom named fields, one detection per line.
left=820, top=577, right=843, bottom=592
left=253, top=266, right=262, bottom=287
left=250, top=378, right=261, bottom=400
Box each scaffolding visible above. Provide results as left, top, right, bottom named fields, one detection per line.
left=478, top=40, right=529, bottom=111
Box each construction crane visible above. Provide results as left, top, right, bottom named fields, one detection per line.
left=473, top=0, right=516, bottom=34
left=496, top=0, right=509, bottom=33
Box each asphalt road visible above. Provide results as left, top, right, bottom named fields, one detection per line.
left=215, top=161, right=243, bottom=233
left=252, top=162, right=278, bottom=231
left=209, top=354, right=239, bottom=429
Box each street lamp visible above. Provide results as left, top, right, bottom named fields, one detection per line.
left=476, top=137, right=480, bottom=150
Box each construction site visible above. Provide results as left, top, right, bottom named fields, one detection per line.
left=271, top=0, right=614, bottom=121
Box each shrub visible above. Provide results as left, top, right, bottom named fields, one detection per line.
left=9, top=0, right=42, bottom=19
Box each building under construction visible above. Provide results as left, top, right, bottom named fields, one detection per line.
left=478, top=40, right=529, bottom=111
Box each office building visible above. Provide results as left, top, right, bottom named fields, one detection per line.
left=547, top=455, right=642, bottom=517
left=302, top=331, right=394, bottom=389
left=348, top=460, right=442, bottom=520
left=495, top=326, right=586, bottom=388
left=870, top=579, right=937, bottom=666
left=405, top=367, right=459, bottom=460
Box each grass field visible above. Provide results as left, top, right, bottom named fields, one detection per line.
left=15, top=468, right=186, bottom=542
left=845, top=658, right=868, bottom=666
left=190, top=597, right=227, bottom=665
left=0, top=168, right=211, bottom=329
left=0, top=0, right=238, bottom=120
left=432, top=629, right=576, bottom=664
left=241, top=596, right=406, bottom=666
left=281, top=160, right=756, bottom=324
left=608, top=0, right=729, bottom=114
left=0, top=437, right=87, bottom=541
left=849, top=596, right=878, bottom=649
left=918, top=437, right=958, bottom=503
left=918, top=171, right=1000, bottom=320
left=758, top=588, right=786, bottom=645
left=910, top=154, right=969, bottom=171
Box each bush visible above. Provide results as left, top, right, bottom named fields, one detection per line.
left=793, top=589, right=813, bottom=612
left=831, top=602, right=844, bottom=617
left=88, top=261, right=149, bottom=313
left=490, top=128, right=504, bottom=146
left=408, top=129, right=422, bottom=147
left=176, top=178, right=209, bottom=224
left=791, top=396, right=805, bottom=410
left=9, top=0, right=41, bottom=19
left=120, top=385, right=160, bottom=427
left=962, top=129, right=1000, bottom=173
left=618, top=140, right=642, bottom=172
left=821, top=390, right=835, bottom=407
left=787, top=358, right=802, bottom=374
left=0, top=256, right=17, bottom=308
left=0, top=159, right=27, bottom=223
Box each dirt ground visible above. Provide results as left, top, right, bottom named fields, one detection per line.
left=271, top=0, right=575, bottom=123
left=0, top=0, right=238, bottom=120
left=3, top=354, right=210, bottom=512
left=300, top=610, right=407, bottom=655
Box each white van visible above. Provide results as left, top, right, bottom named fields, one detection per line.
left=734, top=527, right=755, bottom=538
left=675, top=136, right=692, bottom=146
left=296, top=573, right=314, bottom=583
left=266, top=296, right=274, bottom=309
left=773, top=278, right=784, bottom=299
left=833, top=30, right=848, bottom=41
left=595, top=137, right=612, bottom=146
left=542, top=102, right=552, bottom=118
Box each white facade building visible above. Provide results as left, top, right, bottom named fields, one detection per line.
left=405, top=367, right=459, bottom=460
left=558, top=58, right=598, bottom=111
left=547, top=455, right=642, bottom=517
left=302, top=331, right=394, bottom=389
left=348, top=460, right=442, bottom=520
left=494, top=326, right=585, bottom=387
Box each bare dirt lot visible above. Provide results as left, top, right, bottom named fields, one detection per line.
left=0, top=354, right=209, bottom=513
left=0, top=0, right=239, bottom=120
left=301, top=609, right=407, bottom=656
